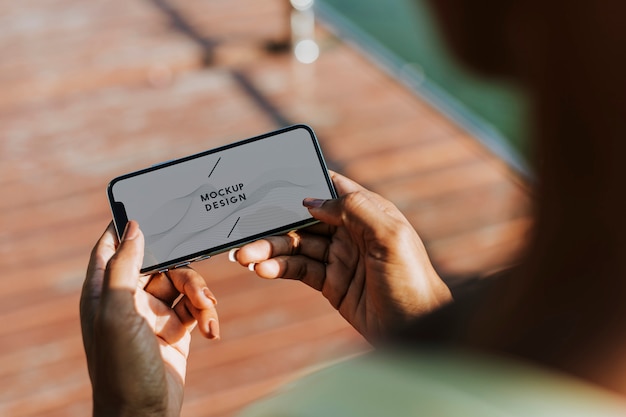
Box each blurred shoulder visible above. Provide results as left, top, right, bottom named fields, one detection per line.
left=238, top=348, right=626, bottom=417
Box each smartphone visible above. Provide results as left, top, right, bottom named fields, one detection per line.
left=107, top=124, right=337, bottom=274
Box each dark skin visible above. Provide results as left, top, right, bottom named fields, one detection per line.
left=82, top=0, right=626, bottom=414
left=234, top=171, right=452, bottom=342
left=81, top=221, right=219, bottom=416
left=423, top=0, right=626, bottom=394
left=81, top=174, right=452, bottom=416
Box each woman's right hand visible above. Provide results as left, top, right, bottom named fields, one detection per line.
left=232, top=171, right=452, bottom=343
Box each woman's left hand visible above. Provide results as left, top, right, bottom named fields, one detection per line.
left=80, top=221, right=219, bottom=417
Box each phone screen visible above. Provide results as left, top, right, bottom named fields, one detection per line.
left=108, top=125, right=336, bottom=273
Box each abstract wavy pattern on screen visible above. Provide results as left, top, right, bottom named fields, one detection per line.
left=141, top=167, right=324, bottom=266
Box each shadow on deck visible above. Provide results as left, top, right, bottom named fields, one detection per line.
left=0, top=1, right=530, bottom=415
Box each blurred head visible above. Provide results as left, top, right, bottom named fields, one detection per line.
left=425, top=1, right=626, bottom=92
left=424, top=0, right=626, bottom=385
left=425, top=0, right=521, bottom=79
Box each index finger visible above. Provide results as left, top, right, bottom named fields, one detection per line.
left=166, top=267, right=219, bottom=339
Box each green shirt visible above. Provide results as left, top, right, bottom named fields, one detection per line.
left=239, top=348, right=626, bottom=417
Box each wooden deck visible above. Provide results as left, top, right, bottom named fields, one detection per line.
left=0, top=1, right=531, bottom=416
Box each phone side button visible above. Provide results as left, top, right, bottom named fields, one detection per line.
left=173, top=262, right=190, bottom=269
left=196, top=255, right=211, bottom=262
left=157, top=268, right=169, bottom=274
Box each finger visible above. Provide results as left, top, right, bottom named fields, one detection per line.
left=298, top=171, right=375, bottom=228
left=305, top=186, right=399, bottom=231
left=140, top=291, right=191, bottom=357
left=172, top=296, right=196, bottom=329
left=80, top=221, right=118, bottom=364
left=300, top=172, right=367, bottom=226
left=173, top=296, right=220, bottom=340
left=103, top=220, right=145, bottom=293
left=302, top=195, right=346, bottom=227
left=329, top=170, right=368, bottom=196
left=167, top=267, right=216, bottom=308
left=144, top=271, right=181, bottom=307
left=253, top=255, right=327, bottom=291
left=234, top=231, right=330, bottom=265
left=167, top=267, right=219, bottom=339
left=93, top=221, right=168, bottom=388
left=97, top=220, right=146, bottom=350
left=83, top=222, right=118, bottom=301
left=301, top=221, right=335, bottom=236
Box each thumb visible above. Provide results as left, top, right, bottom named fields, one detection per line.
left=303, top=197, right=345, bottom=227
left=301, top=171, right=369, bottom=226
left=303, top=189, right=385, bottom=230
left=103, top=220, right=145, bottom=294
left=92, top=221, right=169, bottom=410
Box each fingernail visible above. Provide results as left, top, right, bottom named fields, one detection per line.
left=248, top=263, right=256, bottom=272
left=303, top=198, right=325, bottom=208
left=208, top=319, right=220, bottom=340
left=122, top=220, right=140, bottom=241
left=228, top=248, right=239, bottom=263
left=203, top=287, right=218, bottom=306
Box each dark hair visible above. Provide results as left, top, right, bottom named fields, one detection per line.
left=407, top=1, right=626, bottom=388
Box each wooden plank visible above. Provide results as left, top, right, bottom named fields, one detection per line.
left=0, top=0, right=203, bottom=110
left=0, top=0, right=531, bottom=415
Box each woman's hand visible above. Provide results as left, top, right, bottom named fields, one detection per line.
left=232, top=172, right=452, bottom=343
left=80, top=221, right=219, bottom=417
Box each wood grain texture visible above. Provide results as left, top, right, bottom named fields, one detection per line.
left=0, top=1, right=530, bottom=415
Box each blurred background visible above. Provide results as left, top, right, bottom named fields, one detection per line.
left=0, top=0, right=531, bottom=415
